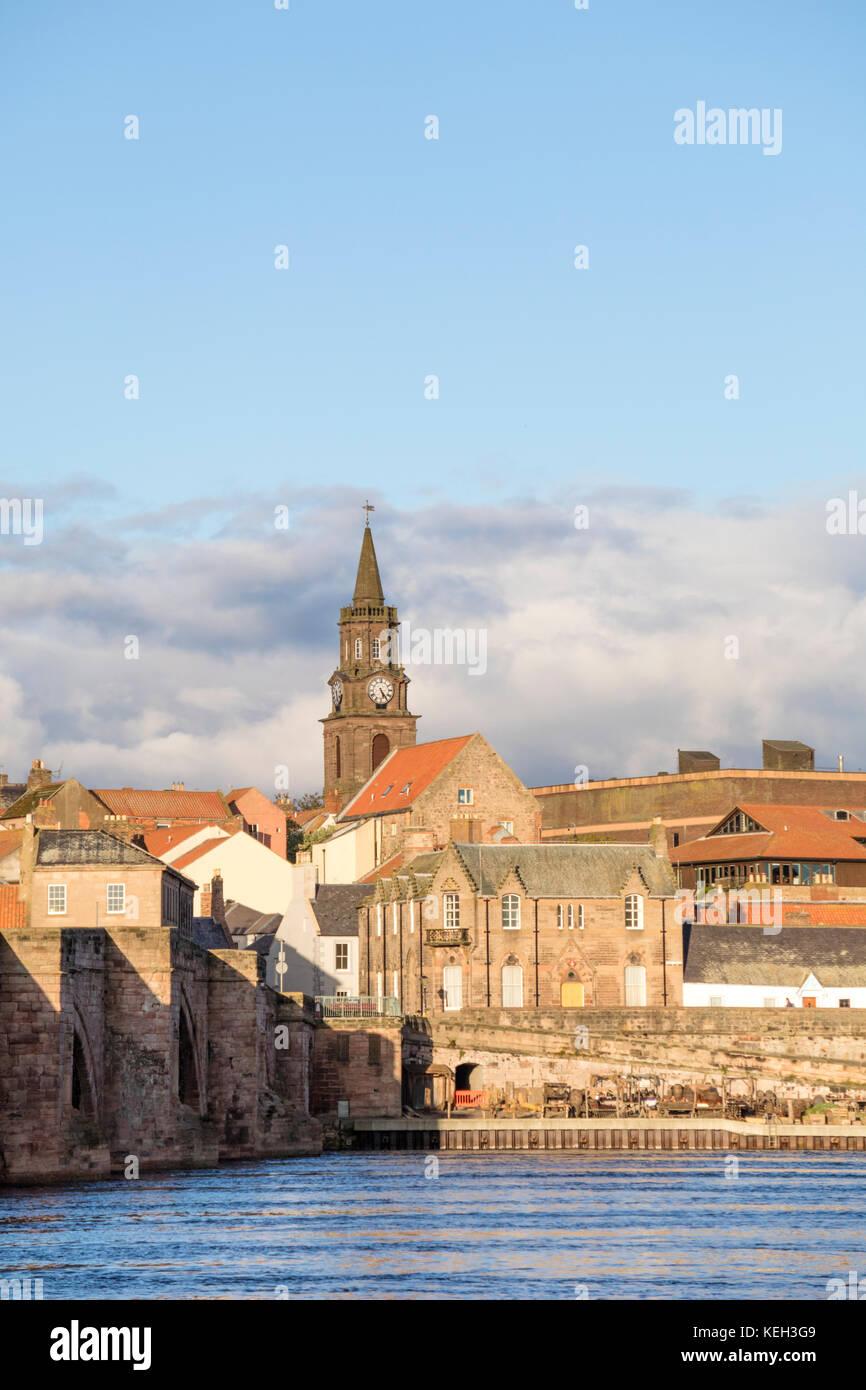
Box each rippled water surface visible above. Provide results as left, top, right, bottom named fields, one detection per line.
left=2, top=1152, right=865, bottom=1299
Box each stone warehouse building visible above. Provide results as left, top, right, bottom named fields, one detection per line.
left=357, top=828, right=681, bottom=1014
left=534, top=739, right=866, bottom=849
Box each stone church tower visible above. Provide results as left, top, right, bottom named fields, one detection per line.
left=322, top=521, right=418, bottom=808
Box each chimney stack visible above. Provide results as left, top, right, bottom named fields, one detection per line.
left=210, top=871, right=226, bottom=926
left=839, top=754, right=845, bottom=773
left=649, top=815, right=668, bottom=858
left=27, top=758, right=53, bottom=791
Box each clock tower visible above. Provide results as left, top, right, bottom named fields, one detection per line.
left=322, top=516, right=418, bottom=807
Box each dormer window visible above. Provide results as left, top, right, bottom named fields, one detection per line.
left=835, top=810, right=850, bottom=821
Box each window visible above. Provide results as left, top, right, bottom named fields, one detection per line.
left=392, top=970, right=399, bottom=1000
left=47, top=884, right=66, bottom=915
left=502, top=964, right=524, bottom=1007
left=444, top=893, right=460, bottom=928
left=372, top=638, right=380, bottom=659
left=501, top=894, right=521, bottom=929
left=763, top=997, right=777, bottom=1008
left=835, top=810, right=850, bottom=821
left=625, top=965, right=647, bottom=1006
left=557, top=904, right=564, bottom=930
left=106, top=883, right=126, bottom=915
left=567, top=904, right=574, bottom=930
left=708, top=995, right=723, bottom=1008
left=672, top=832, right=680, bottom=847
left=839, top=998, right=851, bottom=1008
left=624, top=894, right=644, bottom=930
left=442, top=966, right=462, bottom=1011
left=336, top=990, right=348, bottom=998
left=376, top=970, right=383, bottom=1000
left=335, top=943, right=349, bottom=972
left=354, top=637, right=363, bottom=659
left=376, top=906, right=382, bottom=937
left=457, top=788, right=474, bottom=805
left=577, top=904, right=584, bottom=930
left=335, top=736, right=341, bottom=779
left=500, top=820, right=513, bottom=835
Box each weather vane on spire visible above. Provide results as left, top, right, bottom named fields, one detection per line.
left=363, top=499, right=375, bottom=526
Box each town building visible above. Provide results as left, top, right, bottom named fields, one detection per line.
left=357, top=828, right=681, bottom=1013
left=670, top=803, right=866, bottom=895
left=148, top=823, right=298, bottom=916
left=268, top=864, right=368, bottom=997
left=336, top=732, right=542, bottom=876
left=321, top=520, right=419, bottom=809
left=0, top=761, right=107, bottom=832
left=224, top=786, right=289, bottom=857
left=8, top=827, right=197, bottom=932
left=683, top=924, right=866, bottom=1008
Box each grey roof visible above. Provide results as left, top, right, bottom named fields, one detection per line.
left=224, top=901, right=282, bottom=936
left=0, top=783, right=26, bottom=811
left=763, top=740, right=814, bottom=753
left=311, top=883, right=369, bottom=936
left=451, top=843, right=676, bottom=898
left=684, top=925, right=866, bottom=987
left=35, top=829, right=177, bottom=870
left=191, top=917, right=234, bottom=949
left=2, top=782, right=66, bottom=820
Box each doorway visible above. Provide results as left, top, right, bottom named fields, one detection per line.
left=561, top=981, right=585, bottom=1007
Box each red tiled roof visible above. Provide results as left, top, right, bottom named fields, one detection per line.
left=671, top=803, right=866, bottom=865
left=94, top=788, right=229, bottom=820
left=738, top=900, right=866, bottom=926
left=0, top=830, right=23, bottom=861
left=341, top=735, right=474, bottom=820
left=0, top=883, right=25, bottom=929
left=357, top=852, right=403, bottom=884
left=142, top=823, right=226, bottom=859
left=225, top=788, right=254, bottom=802
left=295, top=807, right=326, bottom=827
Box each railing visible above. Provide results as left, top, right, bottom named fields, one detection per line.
left=315, top=995, right=401, bottom=1018
left=454, top=1090, right=486, bottom=1108
left=425, top=927, right=471, bottom=947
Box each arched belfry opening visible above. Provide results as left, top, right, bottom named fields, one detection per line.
left=372, top=732, right=390, bottom=772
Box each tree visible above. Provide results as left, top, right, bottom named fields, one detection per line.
left=294, top=790, right=324, bottom=812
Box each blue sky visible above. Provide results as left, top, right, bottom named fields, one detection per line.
left=1, top=2, right=865, bottom=793
left=2, top=0, right=863, bottom=516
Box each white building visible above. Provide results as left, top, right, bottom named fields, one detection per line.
left=268, top=865, right=368, bottom=998
left=683, top=925, right=866, bottom=1008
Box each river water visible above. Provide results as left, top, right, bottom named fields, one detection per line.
left=2, top=1151, right=864, bottom=1300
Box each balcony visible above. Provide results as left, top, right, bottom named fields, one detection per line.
left=315, top=996, right=400, bottom=1018
left=425, top=927, right=471, bottom=947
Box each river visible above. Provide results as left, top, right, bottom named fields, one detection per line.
left=2, top=1151, right=864, bottom=1299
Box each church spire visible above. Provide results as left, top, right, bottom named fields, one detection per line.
left=353, top=521, right=384, bottom=605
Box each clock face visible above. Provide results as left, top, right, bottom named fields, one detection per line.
left=367, top=676, right=394, bottom=707
left=331, top=679, right=343, bottom=710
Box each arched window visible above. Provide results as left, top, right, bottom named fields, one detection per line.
left=624, top=964, right=647, bottom=1006
left=502, top=894, right=521, bottom=929
left=557, top=904, right=564, bottom=929
left=354, top=637, right=363, bottom=659
left=372, top=733, right=389, bottom=771
left=502, top=964, right=523, bottom=1007
left=335, top=736, right=341, bottom=779
left=444, top=892, right=460, bottom=928
left=625, top=894, right=644, bottom=930
left=442, top=966, right=462, bottom=1011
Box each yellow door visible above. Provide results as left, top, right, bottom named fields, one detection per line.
left=561, top=981, right=585, bottom=1007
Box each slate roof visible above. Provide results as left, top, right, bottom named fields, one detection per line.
left=671, top=803, right=866, bottom=865
left=684, top=924, right=866, bottom=987
left=340, top=735, right=474, bottom=820
left=311, top=883, right=369, bottom=936
left=0, top=782, right=66, bottom=820
left=36, top=829, right=162, bottom=866
left=224, top=901, right=282, bottom=936
left=191, top=917, right=235, bottom=949
left=452, top=843, right=676, bottom=898
left=0, top=783, right=26, bottom=811
left=93, top=788, right=229, bottom=820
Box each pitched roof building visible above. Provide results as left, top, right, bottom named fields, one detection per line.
left=683, top=924, right=866, bottom=1007
left=671, top=803, right=866, bottom=894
